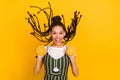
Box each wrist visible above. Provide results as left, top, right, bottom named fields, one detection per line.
left=70, top=58, right=76, bottom=62
left=36, top=55, right=44, bottom=60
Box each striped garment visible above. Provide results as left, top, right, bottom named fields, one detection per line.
left=43, top=47, right=70, bottom=80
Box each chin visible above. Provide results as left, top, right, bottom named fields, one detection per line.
left=54, top=42, right=62, bottom=46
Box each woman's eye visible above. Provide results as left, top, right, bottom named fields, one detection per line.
left=53, top=32, right=56, bottom=35
left=59, top=32, right=63, bottom=34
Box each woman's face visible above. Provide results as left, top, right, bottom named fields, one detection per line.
left=50, top=26, right=66, bottom=46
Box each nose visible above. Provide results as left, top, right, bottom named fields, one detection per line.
left=56, top=33, right=61, bottom=38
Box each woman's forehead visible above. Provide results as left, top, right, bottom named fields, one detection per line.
left=52, top=26, right=64, bottom=31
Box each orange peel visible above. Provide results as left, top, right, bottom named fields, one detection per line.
left=36, top=45, right=46, bottom=56
left=66, top=46, right=76, bottom=55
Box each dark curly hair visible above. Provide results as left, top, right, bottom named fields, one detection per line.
left=49, top=16, right=67, bottom=33
left=25, top=2, right=82, bottom=45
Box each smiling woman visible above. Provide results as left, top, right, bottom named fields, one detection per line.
left=25, top=2, right=82, bottom=80
left=50, top=25, right=66, bottom=46
left=25, top=2, right=82, bottom=45
left=33, top=16, right=80, bottom=80
left=1, top=0, right=120, bottom=80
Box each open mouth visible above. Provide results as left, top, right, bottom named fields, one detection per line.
left=54, top=39, right=62, bottom=43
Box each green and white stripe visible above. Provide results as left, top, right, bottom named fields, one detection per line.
left=43, top=53, right=70, bottom=80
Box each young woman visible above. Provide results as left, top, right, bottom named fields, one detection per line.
left=26, top=3, right=82, bottom=80
left=34, top=16, right=79, bottom=80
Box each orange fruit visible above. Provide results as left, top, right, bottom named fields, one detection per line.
left=66, top=46, right=76, bottom=55
left=36, top=45, right=46, bottom=56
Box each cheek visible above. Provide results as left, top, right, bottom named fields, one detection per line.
left=51, top=34, right=56, bottom=39
left=60, top=35, right=65, bottom=38
left=51, top=34, right=64, bottom=40
left=51, top=35, right=56, bottom=40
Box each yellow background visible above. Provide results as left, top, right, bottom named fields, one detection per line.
left=0, top=0, right=120, bottom=80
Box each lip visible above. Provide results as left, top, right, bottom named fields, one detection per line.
left=54, top=38, right=62, bottom=43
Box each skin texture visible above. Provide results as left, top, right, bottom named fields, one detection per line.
left=34, top=26, right=79, bottom=77
left=50, top=26, right=65, bottom=47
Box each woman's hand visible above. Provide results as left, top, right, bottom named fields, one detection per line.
left=34, top=54, right=44, bottom=75
left=68, top=54, right=79, bottom=77
left=34, top=45, right=46, bottom=75
left=68, top=54, right=76, bottom=61
left=66, top=46, right=79, bottom=77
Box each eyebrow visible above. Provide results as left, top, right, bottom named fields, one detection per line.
left=52, top=31, right=64, bottom=33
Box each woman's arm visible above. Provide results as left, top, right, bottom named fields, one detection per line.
left=69, top=55, right=79, bottom=77
left=34, top=55, right=44, bottom=75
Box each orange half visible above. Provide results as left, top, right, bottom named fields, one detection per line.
left=36, top=45, right=46, bottom=56
left=66, top=46, right=76, bottom=55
